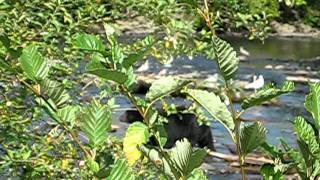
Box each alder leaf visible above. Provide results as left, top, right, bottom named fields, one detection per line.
left=123, top=122, right=150, bottom=166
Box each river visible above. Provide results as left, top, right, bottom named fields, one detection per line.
left=110, top=36, right=320, bottom=179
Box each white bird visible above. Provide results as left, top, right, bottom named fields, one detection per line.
left=245, top=75, right=264, bottom=92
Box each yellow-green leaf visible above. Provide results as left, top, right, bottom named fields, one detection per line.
left=123, top=122, right=150, bottom=166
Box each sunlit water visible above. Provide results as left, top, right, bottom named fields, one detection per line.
left=223, top=36, right=320, bottom=60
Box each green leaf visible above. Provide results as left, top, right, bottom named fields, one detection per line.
left=261, top=142, right=284, bottom=158
left=123, top=122, right=150, bottom=166
left=8, top=47, right=23, bottom=59
left=146, top=76, right=191, bottom=102
left=154, top=123, right=167, bottom=147
left=280, top=139, right=306, bottom=176
left=187, top=168, right=208, bottom=180
left=170, top=139, right=206, bottom=176
left=186, top=89, right=234, bottom=132
left=260, top=164, right=284, bottom=180
left=73, top=33, right=105, bottom=54
left=241, top=81, right=294, bottom=109
left=311, top=160, right=320, bottom=179
left=187, top=149, right=207, bottom=174
left=212, top=37, right=239, bottom=81
left=107, top=159, right=135, bottom=180
left=145, top=108, right=158, bottom=125
left=297, top=139, right=313, bottom=173
left=123, top=53, right=142, bottom=69
left=57, top=105, right=80, bottom=128
left=0, top=57, right=14, bottom=72
left=124, top=66, right=135, bottom=87
left=35, top=97, right=60, bottom=122
left=123, top=36, right=153, bottom=69
left=91, top=52, right=108, bottom=63
left=139, top=145, right=172, bottom=177
left=305, top=83, right=320, bottom=129
left=19, top=45, right=49, bottom=81
left=280, top=139, right=305, bottom=165
left=80, top=100, right=111, bottom=148
left=86, top=59, right=128, bottom=84
left=107, top=35, right=124, bottom=64
left=87, top=158, right=100, bottom=173
left=0, top=34, right=10, bottom=48
left=112, top=42, right=124, bottom=64
left=294, top=116, right=320, bottom=156
left=40, top=79, right=70, bottom=109
left=0, top=34, right=23, bottom=59
left=240, top=122, right=267, bottom=155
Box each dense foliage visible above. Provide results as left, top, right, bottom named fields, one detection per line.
left=0, top=0, right=320, bottom=179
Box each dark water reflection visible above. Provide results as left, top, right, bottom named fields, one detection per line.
left=223, top=36, right=320, bottom=60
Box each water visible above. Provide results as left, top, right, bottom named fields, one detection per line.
left=223, top=36, right=320, bottom=60
left=78, top=35, right=320, bottom=178
left=117, top=35, right=320, bottom=178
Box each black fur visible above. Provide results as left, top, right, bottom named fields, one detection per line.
left=119, top=110, right=215, bottom=151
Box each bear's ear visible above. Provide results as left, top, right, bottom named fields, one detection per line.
left=120, top=110, right=144, bottom=123
left=176, top=105, right=189, bottom=112
left=182, top=113, right=196, bottom=121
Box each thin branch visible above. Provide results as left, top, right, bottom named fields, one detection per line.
left=199, top=0, right=246, bottom=179
left=226, top=80, right=246, bottom=180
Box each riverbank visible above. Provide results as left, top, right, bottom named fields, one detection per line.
left=113, top=15, right=320, bottom=39
left=224, top=21, right=320, bottom=39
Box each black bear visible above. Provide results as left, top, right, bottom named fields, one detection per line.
left=119, top=109, right=215, bottom=151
